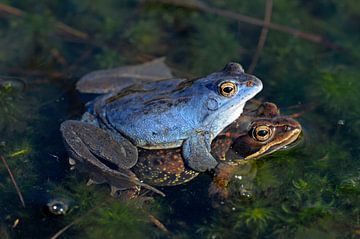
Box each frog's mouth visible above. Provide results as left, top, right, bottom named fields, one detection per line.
left=278, top=131, right=304, bottom=150
left=231, top=128, right=302, bottom=163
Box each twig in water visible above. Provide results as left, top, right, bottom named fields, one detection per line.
left=50, top=205, right=101, bottom=239
left=0, top=3, right=22, bottom=16
left=50, top=202, right=171, bottom=239
left=0, top=155, right=25, bottom=208
left=146, top=0, right=341, bottom=49
left=49, top=218, right=78, bottom=239
left=148, top=214, right=171, bottom=235
left=0, top=3, right=88, bottom=40
left=3, top=68, right=67, bottom=80
left=248, top=0, right=273, bottom=74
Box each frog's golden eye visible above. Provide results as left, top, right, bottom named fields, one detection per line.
left=252, top=125, right=272, bottom=141
left=219, top=82, right=237, bottom=97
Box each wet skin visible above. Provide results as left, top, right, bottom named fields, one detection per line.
left=61, top=62, right=262, bottom=172
left=64, top=102, right=302, bottom=197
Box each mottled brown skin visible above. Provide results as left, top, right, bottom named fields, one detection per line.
left=132, top=148, right=199, bottom=186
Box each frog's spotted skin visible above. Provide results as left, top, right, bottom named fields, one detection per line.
left=134, top=149, right=199, bottom=186
left=62, top=62, right=263, bottom=173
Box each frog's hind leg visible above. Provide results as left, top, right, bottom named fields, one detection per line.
left=61, top=120, right=138, bottom=168
left=60, top=120, right=164, bottom=197
left=76, top=57, right=173, bottom=94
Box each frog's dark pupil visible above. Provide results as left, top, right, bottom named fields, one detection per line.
left=223, top=86, right=233, bottom=93
left=257, top=130, right=268, bottom=137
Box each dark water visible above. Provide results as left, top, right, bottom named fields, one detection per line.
left=1, top=1, right=360, bottom=238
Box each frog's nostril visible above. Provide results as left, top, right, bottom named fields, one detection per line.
left=246, top=80, right=254, bottom=87
left=249, top=78, right=263, bottom=90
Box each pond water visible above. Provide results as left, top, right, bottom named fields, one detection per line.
left=1, top=1, right=360, bottom=238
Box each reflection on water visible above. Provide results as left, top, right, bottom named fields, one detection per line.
left=1, top=1, right=360, bottom=238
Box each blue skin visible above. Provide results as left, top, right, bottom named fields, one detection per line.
left=62, top=63, right=262, bottom=172
left=93, top=63, right=261, bottom=171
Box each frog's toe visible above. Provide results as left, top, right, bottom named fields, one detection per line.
left=110, top=185, right=123, bottom=196
left=86, top=178, right=105, bottom=186
left=68, top=157, right=76, bottom=166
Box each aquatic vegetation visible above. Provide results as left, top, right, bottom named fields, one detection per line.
left=76, top=201, right=161, bottom=239
left=41, top=176, right=166, bottom=238
left=0, top=79, right=28, bottom=134
left=236, top=206, right=275, bottom=231
left=187, top=16, right=241, bottom=75
left=125, top=20, right=165, bottom=54
left=0, top=223, right=10, bottom=239
left=0, top=141, right=36, bottom=197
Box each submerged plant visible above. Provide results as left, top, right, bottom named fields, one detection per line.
left=236, top=206, right=275, bottom=231
left=45, top=176, right=166, bottom=239
left=76, top=201, right=160, bottom=239
left=0, top=79, right=27, bottom=134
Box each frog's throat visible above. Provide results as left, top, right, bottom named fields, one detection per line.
left=205, top=102, right=246, bottom=138
left=244, top=128, right=301, bottom=160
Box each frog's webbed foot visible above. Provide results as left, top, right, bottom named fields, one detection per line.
left=182, top=132, right=218, bottom=172
left=76, top=57, right=173, bottom=94
left=60, top=120, right=164, bottom=197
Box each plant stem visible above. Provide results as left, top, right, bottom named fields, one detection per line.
left=0, top=155, right=25, bottom=208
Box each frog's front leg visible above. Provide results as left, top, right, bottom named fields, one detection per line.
left=208, top=163, right=238, bottom=200
left=182, top=131, right=218, bottom=172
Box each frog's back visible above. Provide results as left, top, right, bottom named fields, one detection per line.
left=103, top=88, right=202, bottom=148
left=91, top=63, right=263, bottom=152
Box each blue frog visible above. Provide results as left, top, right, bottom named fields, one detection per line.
left=61, top=62, right=262, bottom=173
